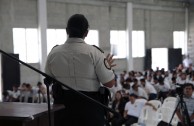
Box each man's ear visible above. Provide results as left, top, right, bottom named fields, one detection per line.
left=83, top=30, right=88, bottom=38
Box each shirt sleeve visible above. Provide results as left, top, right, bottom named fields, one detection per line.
left=94, top=50, right=115, bottom=84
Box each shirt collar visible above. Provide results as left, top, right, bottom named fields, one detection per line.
left=65, top=37, right=85, bottom=43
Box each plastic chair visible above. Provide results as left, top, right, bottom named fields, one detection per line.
left=163, top=96, right=177, bottom=104
left=157, top=107, right=179, bottom=126
left=132, top=105, right=160, bottom=126
left=162, top=100, right=177, bottom=109
left=135, top=98, right=147, bottom=104
left=147, top=100, right=162, bottom=109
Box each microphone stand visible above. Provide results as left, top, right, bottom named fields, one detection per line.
left=0, top=49, right=118, bottom=126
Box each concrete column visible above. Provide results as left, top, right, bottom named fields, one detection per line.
left=185, top=7, right=188, bottom=55
left=38, top=0, right=47, bottom=73
left=126, top=3, right=133, bottom=71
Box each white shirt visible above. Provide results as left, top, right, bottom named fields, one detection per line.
left=170, top=82, right=176, bottom=90
left=45, top=38, right=115, bottom=91
left=183, top=58, right=192, bottom=68
left=176, top=78, right=189, bottom=85
left=125, top=99, right=146, bottom=117
left=130, top=87, right=148, bottom=99
left=158, top=83, right=170, bottom=92
left=143, top=82, right=157, bottom=94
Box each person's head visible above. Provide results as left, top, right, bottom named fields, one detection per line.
left=184, top=83, right=194, bottom=97
left=37, top=81, right=42, bottom=88
left=66, top=14, right=89, bottom=38
left=132, top=83, right=139, bottom=91
left=140, top=78, right=145, bottom=86
left=180, top=72, right=187, bottom=80
left=21, top=83, right=27, bottom=90
left=133, top=78, right=138, bottom=84
left=171, top=77, right=176, bottom=83
left=12, top=85, right=18, bottom=91
left=153, top=77, right=158, bottom=84
left=146, top=75, right=152, bottom=82
left=115, top=91, right=122, bottom=101
left=26, top=83, right=32, bottom=91
left=129, top=93, right=138, bottom=103
left=158, top=77, right=164, bottom=85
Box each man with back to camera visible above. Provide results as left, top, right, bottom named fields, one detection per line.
left=45, top=14, right=116, bottom=126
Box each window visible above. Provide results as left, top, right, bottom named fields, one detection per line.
left=173, top=31, right=185, bottom=54
left=132, top=31, right=145, bottom=58
left=47, top=29, right=67, bottom=54
left=110, top=30, right=127, bottom=58
left=152, top=48, right=168, bottom=71
left=85, top=30, right=99, bottom=46
left=13, top=28, right=39, bottom=63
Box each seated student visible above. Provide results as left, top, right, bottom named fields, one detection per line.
left=176, top=72, right=189, bottom=85
left=9, top=85, right=20, bottom=102
left=152, top=77, right=160, bottom=94
left=140, top=78, right=157, bottom=100
left=169, top=77, right=177, bottom=97
left=25, top=83, right=34, bottom=103
left=123, top=93, right=147, bottom=126
left=130, top=80, right=148, bottom=100
left=110, top=91, right=127, bottom=126
left=157, top=77, right=170, bottom=101
left=2, top=91, right=10, bottom=102
left=36, top=82, right=47, bottom=103
left=19, top=83, right=27, bottom=102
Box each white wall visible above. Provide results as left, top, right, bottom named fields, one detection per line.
left=0, top=0, right=191, bottom=87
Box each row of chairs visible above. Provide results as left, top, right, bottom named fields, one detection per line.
left=132, top=97, right=179, bottom=126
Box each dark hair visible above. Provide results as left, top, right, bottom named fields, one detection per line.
left=158, top=77, right=164, bottom=83
left=129, top=93, right=138, bottom=98
left=66, top=14, right=89, bottom=38
left=37, top=81, right=42, bottom=86
left=171, top=77, right=176, bottom=81
left=140, top=78, right=145, bottom=82
left=184, top=83, right=194, bottom=90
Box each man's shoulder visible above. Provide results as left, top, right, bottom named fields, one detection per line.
left=92, top=45, right=104, bottom=53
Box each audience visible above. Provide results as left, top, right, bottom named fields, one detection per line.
left=2, top=63, right=194, bottom=126
left=129, top=79, right=148, bottom=100
left=2, top=82, right=50, bottom=104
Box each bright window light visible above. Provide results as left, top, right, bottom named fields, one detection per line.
left=152, top=48, right=168, bottom=71
left=13, top=28, right=39, bottom=63
left=110, top=30, right=127, bottom=58
left=26, top=29, right=39, bottom=63
left=47, top=29, right=67, bottom=54
left=173, top=31, right=185, bottom=54
left=132, top=31, right=145, bottom=58
left=85, top=30, right=99, bottom=46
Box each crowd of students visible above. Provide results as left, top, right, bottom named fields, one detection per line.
left=2, top=82, right=51, bottom=103
left=106, top=63, right=194, bottom=126
left=2, top=62, right=194, bottom=126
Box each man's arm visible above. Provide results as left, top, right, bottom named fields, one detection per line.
left=176, top=108, right=183, bottom=123
left=103, top=79, right=115, bottom=88
left=190, top=113, right=194, bottom=121
left=123, top=110, right=128, bottom=119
